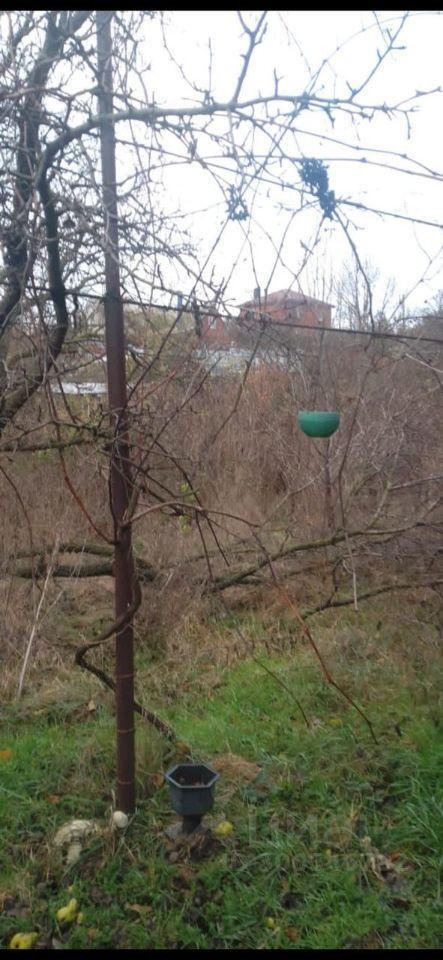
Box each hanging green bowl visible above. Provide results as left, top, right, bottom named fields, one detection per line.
left=298, top=410, right=340, bottom=438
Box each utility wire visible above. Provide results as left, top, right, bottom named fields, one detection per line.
left=18, top=283, right=443, bottom=346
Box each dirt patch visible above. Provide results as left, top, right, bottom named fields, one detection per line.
left=211, top=752, right=261, bottom=783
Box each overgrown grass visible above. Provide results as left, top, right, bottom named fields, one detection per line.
left=0, top=600, right=442, bottom=949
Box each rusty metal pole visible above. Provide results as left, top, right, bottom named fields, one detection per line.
left=96, top=10, right=135, bottom=813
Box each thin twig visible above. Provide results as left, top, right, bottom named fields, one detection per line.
left=17, top=537, right=59, bottom=698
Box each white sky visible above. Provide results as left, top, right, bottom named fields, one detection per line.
left=102, top=10, right=443, bottom=318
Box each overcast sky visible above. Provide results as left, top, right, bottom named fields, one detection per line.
left=114, top=10, right=443, bottom=317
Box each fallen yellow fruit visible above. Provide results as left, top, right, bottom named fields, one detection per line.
left=9, top=933, right=38, bottom=950
left=213, top=820, right=234, bottom=837
left=265, top=917, right=276, bottom=929
left=56, top=898, right=78, bottom=923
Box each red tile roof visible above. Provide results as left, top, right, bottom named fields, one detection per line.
left=240, top=289, right=333, bottom=309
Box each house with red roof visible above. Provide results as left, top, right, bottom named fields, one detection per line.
left=239, top=288, right=332, bottom=328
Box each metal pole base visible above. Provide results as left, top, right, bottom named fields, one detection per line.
left=181, top=815, right=203, bottom=834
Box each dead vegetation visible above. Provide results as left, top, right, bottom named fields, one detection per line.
left=0, top=321, right=441, bottom=700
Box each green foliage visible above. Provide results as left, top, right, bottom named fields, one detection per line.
left=179, top=482, right=197, bottom=502
left=0, top=607, right=442, bottom=949
left=178, top=483, right=197, bottom=534
left=179, top=516, right=191, bottom=535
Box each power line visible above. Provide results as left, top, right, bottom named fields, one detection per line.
left=235, top=314, right=442, bottom=346
left=21, top=283, right=443, bottom=345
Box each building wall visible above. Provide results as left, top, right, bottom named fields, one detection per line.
left=193, top=294, right=333, bottom=370
left=239, top=297, right=332, bottom=329
left=266, top=302, right=331, bottom=327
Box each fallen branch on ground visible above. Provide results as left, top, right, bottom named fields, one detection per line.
left=302, top=578, right=443, bottom=618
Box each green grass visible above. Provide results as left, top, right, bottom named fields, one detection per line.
left=0, top=602, right=442, bottom=949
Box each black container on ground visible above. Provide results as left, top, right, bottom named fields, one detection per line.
left=165, top=762, right=219, bottom=833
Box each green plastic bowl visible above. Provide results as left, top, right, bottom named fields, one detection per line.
left=298, top=410, right=340, bottom=438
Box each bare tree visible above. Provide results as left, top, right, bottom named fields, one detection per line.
left=1, top=10, right=442, bottom=808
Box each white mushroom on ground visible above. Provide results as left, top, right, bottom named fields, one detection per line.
left=66, top=841, right=83, bottom=865
left=111, top=810, right=129, bottom=829
left=53, top=819, right=100, bottom=865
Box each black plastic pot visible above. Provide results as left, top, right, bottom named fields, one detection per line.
left=165, top=762, right=219, bottom=833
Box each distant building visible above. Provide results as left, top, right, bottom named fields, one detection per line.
left=191, top=289, right=333, bottom=373
left=54, top=380, right=107, bottom=396
left=53, top=290, right=333, bottom=391
left=194, top=313, right=257, bottom=374
left=239, top=288, right=333, bottom=328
